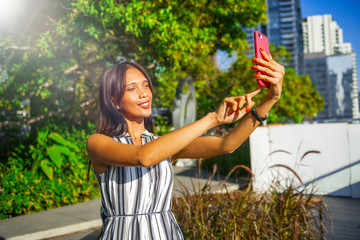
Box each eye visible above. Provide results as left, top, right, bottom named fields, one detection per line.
left=143, top=81, right=150, bottom=88
left=126, top=88, right=136, bottom=92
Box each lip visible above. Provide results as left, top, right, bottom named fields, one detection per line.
left=138, top=101, right=151, bottom=109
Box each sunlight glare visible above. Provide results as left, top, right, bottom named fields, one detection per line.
left=0, top=0, right=23, bottom=26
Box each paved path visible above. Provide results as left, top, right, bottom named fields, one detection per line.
left=323, top=196, right=360, bottom=240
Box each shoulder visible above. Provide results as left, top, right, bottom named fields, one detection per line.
left=86, top=133, right=131, bottom=167
left=87, top=133, right=112, bottom=145
left=86, top=133, right=117, bottom=152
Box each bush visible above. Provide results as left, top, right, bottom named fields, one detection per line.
left=0, top=122, right=100, bottom=220
left=172, top=179, right=324, bottom=239
left=201, top=139, right=251, bottom=180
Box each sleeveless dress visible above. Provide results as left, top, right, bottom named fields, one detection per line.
left=95, top=130, right=184, bottom=239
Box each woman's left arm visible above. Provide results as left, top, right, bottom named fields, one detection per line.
left=173, top=49, right=285, bottom=160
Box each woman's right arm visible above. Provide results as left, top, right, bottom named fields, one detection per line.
left=86, top=112, right=219, bottom=169
left=86, top=87, right=259, bottom=171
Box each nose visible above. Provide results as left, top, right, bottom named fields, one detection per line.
left=139, top=87, right=148, bottom=98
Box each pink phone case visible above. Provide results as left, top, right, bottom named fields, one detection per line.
left=254, top=31, right=270, bottom=88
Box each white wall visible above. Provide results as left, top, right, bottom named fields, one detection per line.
left=249, top=122, right=360, bottom=198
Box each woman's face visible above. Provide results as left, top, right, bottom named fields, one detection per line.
left=118, top=67, right=152, bottom=122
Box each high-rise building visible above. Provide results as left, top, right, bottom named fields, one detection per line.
left=303, top=15, right=360, bottom=120
left=302, top=15, right=352, bottom=56
left=244, top=0, right=304, bottom=75
left=305, top=53, right=359, bottom=119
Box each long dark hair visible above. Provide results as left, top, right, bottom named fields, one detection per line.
left=96, top=61, right=154, bottom=137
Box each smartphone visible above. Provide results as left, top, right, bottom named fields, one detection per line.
left=254, top=31, right=270, bottom=88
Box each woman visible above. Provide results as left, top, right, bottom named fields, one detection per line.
left=86, top=49, right=284, bottom=239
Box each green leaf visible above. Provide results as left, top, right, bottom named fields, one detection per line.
left=37, top=127, right=49, bottom=143
left=40, top=160, right=53, bottom=180
left=48, top=132, right=79, bottom=151
left=47, top=145, right=63, bottom=168
left=31, top=152, right=44, bottom=173
left=57, top=145, right=78, bottom=161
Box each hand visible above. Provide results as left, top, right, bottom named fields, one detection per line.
left=251, top=49, right=285, bottom=102
left=213, top=88, right=262, bottom=125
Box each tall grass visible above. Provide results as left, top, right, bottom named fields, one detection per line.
left=172, top=176, right=325, bottom=239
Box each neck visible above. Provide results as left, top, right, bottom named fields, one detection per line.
left=125, top=118, right=146, bottom=139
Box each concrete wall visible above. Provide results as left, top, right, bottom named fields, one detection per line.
left=249, top=122, right=360, bottom=198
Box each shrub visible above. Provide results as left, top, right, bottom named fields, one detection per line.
left=172, top=179, right=325, bottom=239
left=0, top=123, right=100, bottom=220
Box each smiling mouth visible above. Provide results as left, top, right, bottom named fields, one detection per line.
left=139, top=101, right=150, bottom=107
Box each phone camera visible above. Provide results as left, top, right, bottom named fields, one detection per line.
left=258, top=33, right=262, bottom=39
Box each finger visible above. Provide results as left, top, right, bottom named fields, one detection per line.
left=240, top=104, right=250, bottom=115
left=259, top=48, right=271, bottom=61
left=248, top=98, right=256, bottom=109
left=248, top=87, right=263, bottom=98
left=254, top=74, right=276, bottom=85
left=245, top=94, right=251, bottom=111
left=260, top=49, right=279, bottom=69
left=253, top=58, right=278, bottom=72
left=233, top=90, right=260, bottom=110
left=224, top=97, right=238, bottom=112
left=251, top=65, right=277, bottom=78
left=253, top=52, right=284, bottom=71
left=232, top=96, right=246, bottom=109
left=244, top=94, right=256, bottom=112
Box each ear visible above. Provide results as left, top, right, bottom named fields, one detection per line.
left=111, top=97, right=119, bottom=109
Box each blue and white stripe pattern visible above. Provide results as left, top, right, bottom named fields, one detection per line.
left=96, top=130, right=184, bottom=239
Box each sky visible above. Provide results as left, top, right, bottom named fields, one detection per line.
left=301, top=0, right=360, bottom=87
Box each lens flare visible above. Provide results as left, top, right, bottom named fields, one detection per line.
left=0, top=0, right=23, bottom=26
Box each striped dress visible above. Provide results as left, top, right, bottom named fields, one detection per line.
left=96, top=130, right=184, bottom=239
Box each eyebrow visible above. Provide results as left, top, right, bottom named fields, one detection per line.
left=126, top=80, right=148, bottom=86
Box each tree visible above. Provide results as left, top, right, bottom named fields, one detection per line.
left=0, top=0, right=323, bottom=141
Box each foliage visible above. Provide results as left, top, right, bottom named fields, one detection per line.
left=29, top=126, right=80, bottom=180
left=195, top=44, right=324, bottom=123
left=0, top=122, right=100, bottom=220
left=172, top=179, right=325, bottom=239
left=201, top=139, right=251, bottom=180
left=0, top=0, right=267, bottom=129
left=274, top=70, right=325, bottom=123
left=0, top=0, right=323, bottom=132
left=153, top=115, right=173, bottom=136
